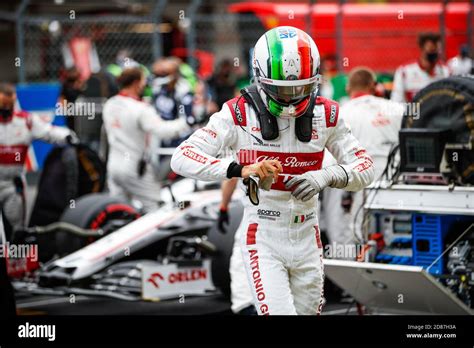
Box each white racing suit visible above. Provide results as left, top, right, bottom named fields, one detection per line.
left=322, top=95, right=404, bottom=255
left=102, top=94, right=188, bottom=212
left=0, top=110, right=71, bottom=231
left=171, top=95, right=374, bottom=315
left=391, top=60, right=450, bottom=103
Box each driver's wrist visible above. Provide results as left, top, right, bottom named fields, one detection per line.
left=226, top=162, right=243, bottom=178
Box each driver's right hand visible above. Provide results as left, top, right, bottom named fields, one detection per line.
left=241, top=160, right=283, bottom=182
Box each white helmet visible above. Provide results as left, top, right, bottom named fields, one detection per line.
left=252, top=26, right=321, bottom=118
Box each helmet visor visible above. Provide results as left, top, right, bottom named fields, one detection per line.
left=259, top=75, right=320, bottom=103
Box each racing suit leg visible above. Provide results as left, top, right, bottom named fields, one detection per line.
left=107, top=170, right=161, bottom=212
left=322, top=187, right=354, bottom=259
left=107, top=174, right=129, bottom=201
left=0, top=181, right=25, bottom=235
left=131, top=170, right=162, bottom=212
left=230, top=221, right=255, bottom=313
left=348, top=191, right=364, bottom=245
left=289, top=227, right=325, bottom=315
left=240, top=208, right=325, bottom=315
left=241, top=224, right=296, bottom=315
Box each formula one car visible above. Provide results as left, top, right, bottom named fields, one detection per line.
left=10, top=177, right=244, bottom=302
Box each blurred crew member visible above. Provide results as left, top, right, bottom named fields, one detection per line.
left=323, top=68, right=404, bottom=254
left=193, top=80, right=218, bottom=121
left=0, top=83, right=75, bottom=235
left=103, top=68, right=189, bottom=211
left=59, top=66, right=85, bottom=130
left=208, top=59, right=238, bottom=107
left=391, top=33, right=450, bottom=103
left=151, top=57, right=196, bottom=148
left=448, top=44, right=473, bottom=76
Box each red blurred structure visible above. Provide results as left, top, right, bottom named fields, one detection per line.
left=229, top=2, right=472, bottom=72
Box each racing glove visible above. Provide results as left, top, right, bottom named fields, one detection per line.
left=285, top=165, right=349, bottom=202
left=65, top=132, right=80, bottom=146
left=217, top=208, right=229, bottom=234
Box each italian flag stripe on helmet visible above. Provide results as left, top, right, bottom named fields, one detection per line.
left=266, top=29, right=283, bottom=80
left=297, top=30, right=312, bottom=79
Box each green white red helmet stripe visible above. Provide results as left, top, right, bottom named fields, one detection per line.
left=297, top=30, right=312, bottom=79
left=265, top=27, right=313, bottom=80
left=266, top=28, right=283, bottom=80
left=253, top=26, right=321, bottom=118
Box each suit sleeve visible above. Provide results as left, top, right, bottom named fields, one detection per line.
left=325, top=117, right=375, bottom=191
left=390, top=66, right=406, bottom=103
left=170, top=104, right=237, bottom=181
left=30, top=113, right=71, bottom=144
left=138, top=104, right=189, bottom=141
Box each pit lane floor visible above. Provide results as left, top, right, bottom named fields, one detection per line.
left=15, top=294, right=355, bottom=315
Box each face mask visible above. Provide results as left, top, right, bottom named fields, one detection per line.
left=0, top=107, right=13, bottom=120
left=426, top=52, right=439, bottom=63
left=152, top=75, right=173, bottom=92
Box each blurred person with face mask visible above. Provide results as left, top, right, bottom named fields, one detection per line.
left=208, top=59, right=239, bottom=108
left=103, top=68, right=189, bottom=211
left=193, top=79, right=219, bottom=122
left=151, top=57, right=197, bottom=147
left=391, top=32, right=450, bottom=103
left=60, top=66, right=84, bottom=104
left=0, top=83, right=76, bottom=236
left=59, top=66, right=85, bottom=130
left=448, top=44, right=473, bottom=76
left=322, top=68, right=404, bottom=255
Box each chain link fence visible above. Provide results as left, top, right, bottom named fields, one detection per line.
left=193, top=13, right=265, bottom=77
left=7, top=0, right=474, bottom=83
left=22, top=16, right=157, bottom=82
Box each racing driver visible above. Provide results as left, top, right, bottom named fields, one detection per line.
left=171, top=26, right=374, bottom=315
left=0, top=83, right=76, bottom=235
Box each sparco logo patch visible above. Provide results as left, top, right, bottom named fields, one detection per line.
left=330, top=104, right=337, bottom=124
left=257, top=209, right=281, bottom=217
left=233, top=103, right=244, bottom=125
